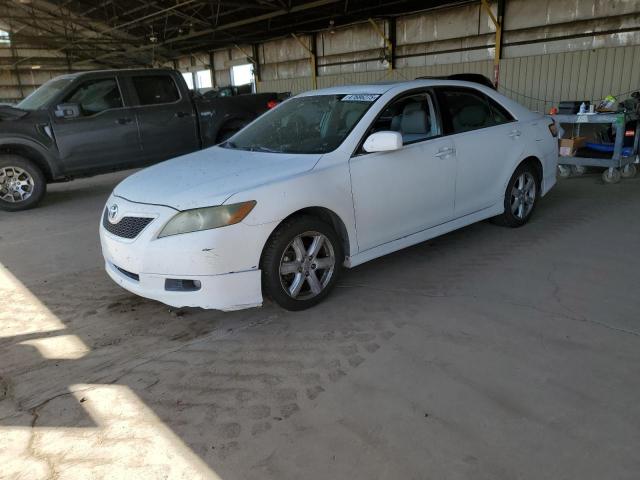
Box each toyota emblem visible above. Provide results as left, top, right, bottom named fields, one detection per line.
left=108, top=204, right=119, bottom=222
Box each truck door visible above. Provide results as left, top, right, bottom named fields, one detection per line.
left=51, top=76, right=142, bottom=173
left=127, top=73, right=199, bottom=162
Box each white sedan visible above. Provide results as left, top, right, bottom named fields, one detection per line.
left=100, top=80, right=558, bottom=311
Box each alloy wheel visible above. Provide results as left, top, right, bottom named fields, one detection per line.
left=510, top=172, right=536, bottom=220
left=279, top=231, right=336, bottom=300
left=0, top=166, right=35, bottom=203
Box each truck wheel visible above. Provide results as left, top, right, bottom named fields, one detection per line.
left=0, top=155, right=47, bottom=211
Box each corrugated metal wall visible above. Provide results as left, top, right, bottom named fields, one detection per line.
left=258, top=45, right=640, bottom=112
left=499, top=45, right=640, bottom=112
left=252, top=0, right=640, bottom=110
left=257, top=60, right=494, bottom=95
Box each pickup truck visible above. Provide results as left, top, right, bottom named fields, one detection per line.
left=0, top=68, right=282, bottom=211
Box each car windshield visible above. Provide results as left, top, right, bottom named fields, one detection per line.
left=222, top=94, right=379, bottom=154
left=17, top=77, right=73, bottom=110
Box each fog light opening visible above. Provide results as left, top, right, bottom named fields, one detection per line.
left=165, top=279, right=202, bottom=292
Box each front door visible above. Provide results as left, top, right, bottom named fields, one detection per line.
left=349, top=91, right=457, bottom=252
left=52, top=76, right=142, bottom=173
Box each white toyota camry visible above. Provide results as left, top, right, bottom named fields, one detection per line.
left=100, top=79, right=558, bottom=311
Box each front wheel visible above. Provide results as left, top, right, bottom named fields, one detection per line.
left=0, top=155, right=47, bottom=212
left=261, top=216, right=343, bottom=311
left=492, top=163, right=539, bottom=227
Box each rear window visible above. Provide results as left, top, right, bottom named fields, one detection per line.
left=437, top=87, right=514, bottom=135
left=132, top=75, right=180, bottom=105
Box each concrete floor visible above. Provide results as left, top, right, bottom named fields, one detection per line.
left=0, top=170, right=639, bottom=480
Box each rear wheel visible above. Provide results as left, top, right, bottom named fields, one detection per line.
left=0, top=155, right=46, bottom=211
left=261, top=216, right=343, bottom=311
left=493, top=163, right=539, bottom=227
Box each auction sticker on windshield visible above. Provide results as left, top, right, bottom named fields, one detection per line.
left=341, top=94, right=380, bottom=102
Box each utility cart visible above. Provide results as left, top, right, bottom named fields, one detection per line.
left=552, top=112, right=639, bottom=183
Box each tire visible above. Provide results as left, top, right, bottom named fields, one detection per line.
left=557, top=164, right=572, bottom=179
left=572, top=165, right=586, bottom=176
left=261, top=215, right=344, bottom=311
left=0, top=155, right=47, bottom=212
left=492, top=162, right=540, bottom=228
left=602, top=168, right=621, bottom=184
left=621, top=164, right=637, bottom=179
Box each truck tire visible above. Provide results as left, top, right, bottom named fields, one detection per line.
left=0, top=155, right=47, bottom=211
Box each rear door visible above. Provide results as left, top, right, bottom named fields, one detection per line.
left=51, top=75, right=142, bottom=173
left=435, top=87, right=521, bottom=218
left=126, top=72, right=199, bottom=163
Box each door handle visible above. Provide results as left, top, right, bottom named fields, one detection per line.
left=435, top=147, right=455, bottom=158
left=116, top=117, right=132, bottom=125
left=509, top=129, right=522, bottom=138
left=175, top=111, right=189, bottom=118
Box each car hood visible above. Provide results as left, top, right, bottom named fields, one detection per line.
left=0, top=105, right=29, bottom=121
left=114, top=146, right=321, bottom=210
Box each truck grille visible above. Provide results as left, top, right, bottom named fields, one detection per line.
left=102, top=209, right=154, bottom=239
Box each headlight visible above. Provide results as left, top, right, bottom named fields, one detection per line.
left=158, top=201, right=256, bottom=238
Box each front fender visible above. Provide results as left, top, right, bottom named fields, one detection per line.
left=0, top=135, right=62, bottom=179
left=224, top=162, right=358, bottom=258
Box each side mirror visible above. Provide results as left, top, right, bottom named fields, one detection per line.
left=363, top=131, right=403, bottom=153
left=54, top=103, right=80, bottom=119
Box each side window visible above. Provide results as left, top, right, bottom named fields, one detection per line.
left=132, top=75, right=180, bottom=105
left=370, top=92, right=439, bottom=145
left=487, top=96, right=515, bottom=125
left=63, top=78, right=122, bottom=116
left=439, top=88, right=496, bottom=134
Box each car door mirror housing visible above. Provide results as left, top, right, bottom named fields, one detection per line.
left=54, top=103, right=81, bottom=119
left=363, top=131, right=403, bottom=153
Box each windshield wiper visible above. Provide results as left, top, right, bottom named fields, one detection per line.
left=247, top=145, right=280, bottom=153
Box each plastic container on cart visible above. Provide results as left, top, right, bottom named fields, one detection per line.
left=585, top=142, right=633, bottom=157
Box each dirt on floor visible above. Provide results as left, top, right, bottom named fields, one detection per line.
left=1, top=170, right=639, bottom=480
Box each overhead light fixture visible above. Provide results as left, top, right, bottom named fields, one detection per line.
left=31, top=65, right=41, bottom=69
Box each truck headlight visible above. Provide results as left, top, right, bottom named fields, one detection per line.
left=158, top=201, right=256, bottom=238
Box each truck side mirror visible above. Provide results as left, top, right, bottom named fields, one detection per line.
left=54, top=103, right=81, bottom=119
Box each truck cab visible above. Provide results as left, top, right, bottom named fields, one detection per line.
left=0, top=68, right=280, bottom=211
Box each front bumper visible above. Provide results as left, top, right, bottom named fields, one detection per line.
left=105, top=261, right=261, bottom=311
left=100, top=195, right=275, bottom=311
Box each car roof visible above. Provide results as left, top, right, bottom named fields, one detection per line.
left=297, top=79, right=500, bottom=96
left=296, top=79, right=537, bottom=120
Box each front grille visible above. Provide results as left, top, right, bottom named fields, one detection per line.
left=103, top=209, right=154, bottom=239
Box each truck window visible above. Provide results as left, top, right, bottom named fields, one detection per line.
left=63, top=78, right=123, bottom=116
left=132, top=75, right=180, bottom=105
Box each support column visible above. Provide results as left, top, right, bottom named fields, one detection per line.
left=209, top=51, right=217, bottom=88
left=9, top=32, right=25, bottom=99
left=291, top=33, right=317, bottom=90
left=368, top=18, right=394, bottom=71
left=481, top=0, right=505, bottom=87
